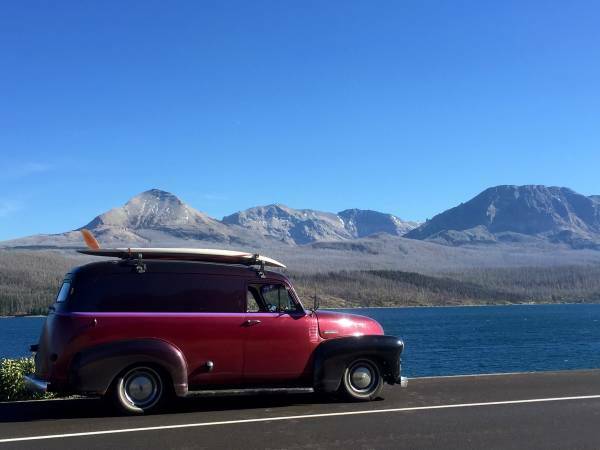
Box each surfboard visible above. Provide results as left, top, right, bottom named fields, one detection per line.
left=78, top=247, right=287, bottom=268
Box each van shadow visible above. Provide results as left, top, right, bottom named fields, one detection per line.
left=0, top=392, right=358, bottom=423
left=0, top=397, right=108, bottom=423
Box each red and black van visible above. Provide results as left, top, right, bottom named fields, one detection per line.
left=26, top=256, right=405, bottom=414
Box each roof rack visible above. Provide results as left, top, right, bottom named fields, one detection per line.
left=77, top=247, right=286, bottom=269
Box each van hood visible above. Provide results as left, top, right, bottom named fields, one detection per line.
left=315, top=310, right=384, bottom=339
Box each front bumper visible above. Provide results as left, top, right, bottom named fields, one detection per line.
left=394, top=361, right=408, bottom=387
left=24, top=374, right=48, bottom=393
left=400, top=376, right=408, bottom=387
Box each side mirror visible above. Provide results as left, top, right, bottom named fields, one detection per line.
left=312, top=293, right=320, bottom=311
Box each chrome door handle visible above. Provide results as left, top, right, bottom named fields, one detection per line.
left=244, top=319, right=261, bottom=326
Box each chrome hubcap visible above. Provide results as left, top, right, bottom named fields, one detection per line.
left=127, top=375, right=155, bottom=402
left=350, top=365, right=373, bottom=390
left=123, top=369, right=160, bottom=408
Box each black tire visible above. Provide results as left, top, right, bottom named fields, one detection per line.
left=112, top=365, right=167, bottom=415
left=338, top=358, right=383, bottom=401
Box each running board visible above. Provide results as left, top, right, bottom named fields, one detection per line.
left=187, top=379, right=408, bottom=397
left=186, top=387, right=315, bottom=398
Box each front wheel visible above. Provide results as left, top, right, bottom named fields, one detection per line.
left=112, top=366, right=166, bottom=414
left=339, top=358, right=383, bottom=401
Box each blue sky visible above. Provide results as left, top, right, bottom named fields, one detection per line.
left=1, top=1, right=599, bottom=240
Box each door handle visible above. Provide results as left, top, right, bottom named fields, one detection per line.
left=244, top=319, right=261, bottom=326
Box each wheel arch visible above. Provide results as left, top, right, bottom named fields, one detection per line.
left=313, top=335, right=404, bottom=392
left=69, top=338, right=188, bottom=397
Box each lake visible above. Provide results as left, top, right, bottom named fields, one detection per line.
left=2, top=304, right=600, bottom=377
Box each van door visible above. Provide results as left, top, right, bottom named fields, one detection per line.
left=243, top=282, right=316, bottom=383
left=177, top=274, right=247, bottom=387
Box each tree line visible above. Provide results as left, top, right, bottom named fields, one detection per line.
left=1, top=250, right=600, bottom=315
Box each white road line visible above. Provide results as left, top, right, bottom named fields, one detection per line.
left=2, top=394, right=600, bottom=444
left=412, top=371, right=538, bottom=380
left=411, top=368, right=599, bottom=380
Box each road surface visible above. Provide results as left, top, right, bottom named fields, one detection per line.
left=1, top=370, right=600, bottom=449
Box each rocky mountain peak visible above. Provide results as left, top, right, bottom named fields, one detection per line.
left=406, top=185, right=600, bottom=248
left=222, top=204, right=347, bottom=244
left=83, top=189, right=214, bottom=230
left=337, top=209, right=418, bottom=237
left=223, top=204, right=418, bottom=244
left=140, top=188, right=184, bottom=203
left=73, top=189, right=239, bottom=246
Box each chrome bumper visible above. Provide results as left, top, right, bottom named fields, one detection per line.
left=396, top=358, right=408, bottom=387
left=24, top=374, right=48, bottom=393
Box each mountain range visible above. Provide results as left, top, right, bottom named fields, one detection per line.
left=2, top=185, right=600, bottom=252
left=4, top=185, right=600, bottom=315
left=222, top=204, right=418, bottom=245
left=407, top=185, right=600, bottom=249
left=0, top=189, right=418, bottom=248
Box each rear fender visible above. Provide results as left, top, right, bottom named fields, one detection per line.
left=313, top=335, right=404, bottom=392
left=69, top=339, right=188, bottom=397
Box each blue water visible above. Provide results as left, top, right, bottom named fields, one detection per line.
left=3, top=304, right=600, bottom=377
left=349, top=304, right=600, bottom=377
left=1, top=316, right=45, bottom=359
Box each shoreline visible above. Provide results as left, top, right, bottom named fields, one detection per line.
left=1, top=301, right=598, bottom=318
left=326, top=300, right=596, bottom=310
left=0, top=315, right=46, bottom=319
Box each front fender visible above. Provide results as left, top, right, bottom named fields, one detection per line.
left=69, top=338, right=188, bottom=397
left=313, top=335, right=404, bottom=392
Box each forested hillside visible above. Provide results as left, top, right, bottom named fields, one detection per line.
left=0, top=251, right=81, bottom=315
left=290, top=266, right=600, bottom=308
left=1, top=250, right=600, bottom=315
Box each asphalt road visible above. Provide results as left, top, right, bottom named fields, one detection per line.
left=1, top=370, right=600, bottom=449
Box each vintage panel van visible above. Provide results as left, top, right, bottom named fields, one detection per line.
left=25, top=247, right=405, bottom=414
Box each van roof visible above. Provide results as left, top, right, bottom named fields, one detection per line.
left=70, top=259, right=290, bottom=283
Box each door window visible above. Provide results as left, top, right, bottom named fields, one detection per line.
left=259, top=284, right=300, bottom=313
left=246, top=287, right=262, bottom=312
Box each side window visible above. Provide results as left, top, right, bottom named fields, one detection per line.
left=55, top=281, right=71, bottom=303
left=260, top=284, right=299, bottom=313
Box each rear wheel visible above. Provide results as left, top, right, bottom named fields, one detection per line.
left=113, top=366, right=166, bottom=414
left=339, top=358, right=383, bottom=401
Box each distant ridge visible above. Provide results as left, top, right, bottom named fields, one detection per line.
left=0, top=189, right=417, bottom=248
left=338, top=209, right=418, bottom=238
left=222, top=204, right=350, bottom=244
left=406, top=185, right=600, bottom=248
left=223, top=204, right=417, bottom=245
left=2, top=185, right=600, bottom=251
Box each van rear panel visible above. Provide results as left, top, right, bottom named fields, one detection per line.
left=32, top=261, right=252, bottom=391
left=32, top=272, right=81, bottom=389
left=34, top=312, right=82, bottom=389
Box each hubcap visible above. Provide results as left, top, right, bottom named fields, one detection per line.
left=123, top=369, right=160, bottom=408
left=127, top=375, right=155, bottom=402
left=350, top=365, right=373, bottom=390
